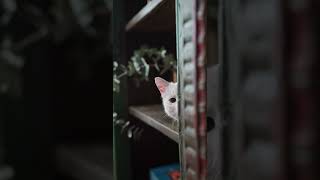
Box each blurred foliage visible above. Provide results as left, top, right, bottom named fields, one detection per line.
left=113, top=46, right=176, bottom=93
left=113, top=46, right=176, bottom=120
left=0, top=0, right=112, bottom=98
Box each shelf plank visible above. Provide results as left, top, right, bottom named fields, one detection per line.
left=129, top=105, right=179, bottom=143
left=126, top=0, right=175, bottom=32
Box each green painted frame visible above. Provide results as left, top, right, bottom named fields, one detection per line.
left=112, top=0, right=132, bottom=179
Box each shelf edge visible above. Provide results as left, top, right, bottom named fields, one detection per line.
left=125, top=0, right=165, bottom=31
left=129, top=106, right=179, bottom=143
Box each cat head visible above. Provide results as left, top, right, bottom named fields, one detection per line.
left=154, top=77, right=178, bottom=120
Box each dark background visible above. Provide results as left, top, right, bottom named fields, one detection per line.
left=0, top=0, right=113, bottom=179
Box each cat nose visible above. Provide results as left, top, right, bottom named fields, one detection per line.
left=169, top=97, right=176, bottom=103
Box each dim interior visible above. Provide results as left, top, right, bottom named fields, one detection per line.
left=122, top=1, right=179, bottom=180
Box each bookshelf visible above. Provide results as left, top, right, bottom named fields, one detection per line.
left=113, top=0, right=179, bottom=179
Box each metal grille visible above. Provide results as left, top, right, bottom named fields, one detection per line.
left=177, top=0, right=207, bottom=179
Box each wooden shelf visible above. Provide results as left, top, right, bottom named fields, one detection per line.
left=56, top=144, right=113, bottom=180
left=129, top=105, right=179, bottom=143
left=126, top=0, right=175, bottom=32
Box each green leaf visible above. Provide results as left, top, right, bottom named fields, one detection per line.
left=132, top=56, right=142, bottom=74
left=127, top=61, right=135, bottom=76
left=154, top=63, right=160, bottom=71
left=160, top=49, right=167, bottom=58
left=120, top=64, right=127, bottom=74
left=113, top=61, right=118, bottom=71
left=113, top=112, right=118, bottom=120
left=140, top=57, right=149, bottom=80
left=160, top=65, right=171, bottom=75
left=113, top=76, right=120, bottom=93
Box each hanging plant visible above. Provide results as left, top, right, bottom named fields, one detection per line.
left=113, top=45, right=176, bottom=94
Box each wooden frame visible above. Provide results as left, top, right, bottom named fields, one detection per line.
left=177, top=0, right=207, bottom=179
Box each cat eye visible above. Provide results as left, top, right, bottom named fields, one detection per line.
left=169, top=97, right=176, bottom=103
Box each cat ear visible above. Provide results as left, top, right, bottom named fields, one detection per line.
left=155, top=77, right=169, bottom=94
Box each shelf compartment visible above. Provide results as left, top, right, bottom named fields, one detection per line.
left=126, top=0, right=175, bottom=32
left=129, top=105, right=179, bottom=143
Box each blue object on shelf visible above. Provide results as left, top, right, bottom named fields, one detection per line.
left=149, top=163, right=180, bottom=180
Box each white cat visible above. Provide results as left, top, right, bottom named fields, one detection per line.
left=154, top=77, right=178, bottom=120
